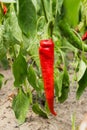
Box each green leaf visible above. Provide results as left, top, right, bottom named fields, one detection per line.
left=84, top=1, right=87, bottom=26
left=18, top=0, right=37, bottom=38
left=3, top=18, right=20, bottom=47
left=13, top=51, right=27, bottom=87
left=1, top=57, right=9, bottom=70
left=0, top=74, right=4, bottom=89
left=0, top=25, right=7, bottom=60
left=35, top=0, right=43, bottom=16
left=55, top=70, right=63, bottom=97
left=27, top=65, right=39, bottom=91
left=43, top=0, right=53, bottom=20
left=12, top=89, right=30, bottom=123
left=37, top=16, right=46, bottom=34
left=52, top=0, right=56, bottom=16
left=32, top=103, right=48, bottom=118
left=0, top=0, right=16, bottom=3
left=27, top=42, right=39, bottom=66
left=55, top=69, right=63, bottom=97
left=32, top=0, right=37, bottom=10
left=57, top=0, right=64, bottom=14
left=63, top=0, right=81, bottom=27
left=81, top=0, right=87, bottom=26
left=77, top=60, right=87, bottom=82
left=58, top=68, right=70, bottom=103
left=76, top=68, right=87, bottom=99
left=43, top=0, right=63, bottom=20
left=9, top=5, right=23, bottom=43
left=0, top=42, right=7, bottom=60
left=37, top=78, right=44, bottom=91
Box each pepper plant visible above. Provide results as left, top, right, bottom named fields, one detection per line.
left=0, top=0, right=87, bottom=123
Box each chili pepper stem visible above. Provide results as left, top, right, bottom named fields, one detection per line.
left=48, top=20, right=54, bottom=37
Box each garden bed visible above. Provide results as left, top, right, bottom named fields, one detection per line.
left=0, top=67, right=87, bottom=130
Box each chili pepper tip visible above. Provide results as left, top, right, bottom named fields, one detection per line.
left=47, top=99, right=57, bottom=116
left=52, top=111, right=57, bottom=116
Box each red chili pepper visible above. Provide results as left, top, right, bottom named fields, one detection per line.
left=3, top=5, right=7, bottom=15
left=39, top=39, right=57, bottom=116
left=82, top=32, right=87, bottom=41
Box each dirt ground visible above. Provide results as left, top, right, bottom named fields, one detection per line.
left=0, top=67, right=87, bottom=130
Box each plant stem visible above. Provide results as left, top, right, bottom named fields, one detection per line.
left=50, top=0, right=52, bottom=18
left=59, top=49, right=65, bottom=66
left=48, top=20, right=54, bottom=37
left=41, top=0, right=48, bottom=23
left=12, top=45, right=16, bottom=59
left=16, top=0, right=19, bottom=15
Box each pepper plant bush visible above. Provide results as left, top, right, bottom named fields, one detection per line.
left=0, top=0, right=87, bottom=123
